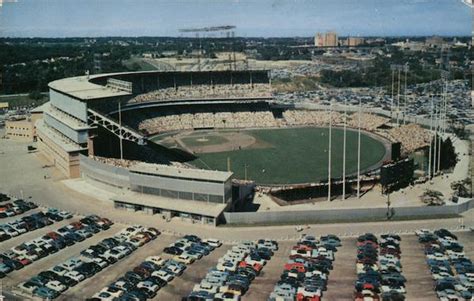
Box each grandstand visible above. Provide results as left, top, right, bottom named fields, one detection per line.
left=35, top=69, right=431, bottom=224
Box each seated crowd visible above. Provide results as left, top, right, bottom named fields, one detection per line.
left=138, top=111, right=277, bottom=135
left=128, top=83, right=271, bottom=104
left=385, top=124, right=431, bottom=154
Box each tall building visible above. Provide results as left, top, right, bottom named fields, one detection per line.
left=314, top=31, right=338, bottom=47
left=325, top=31, right=338, bottom=47
left=347, top=37, right=365, bottom=47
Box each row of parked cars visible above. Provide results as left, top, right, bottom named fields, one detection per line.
left=2, top=214, right=109, bottom=282
left=90, top=234, right=217, bottom=301
left=0, top=197, right=37, bottom=218
left=163, top=234, right=221, bottom=265
left=416, top=229, right=473, bottom=300
left=269, top=234, right=340, bottom=301
left=354, top=233, right=407, bottom=301
left=185, top=238, right=277, bottom=301
left=0, top=208, right=71, bottom=242
left=18, top=223, right=161, bottom=300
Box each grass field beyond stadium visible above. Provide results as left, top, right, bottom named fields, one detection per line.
left=179, top=127, right=388, bottom=185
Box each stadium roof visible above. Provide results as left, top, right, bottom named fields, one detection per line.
left=130, top=162, right=233, bottom=182
left=49, top=74, right=131, bottom=100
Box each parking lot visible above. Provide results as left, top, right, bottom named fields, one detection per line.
left=2, top=200, right=474, bottom=301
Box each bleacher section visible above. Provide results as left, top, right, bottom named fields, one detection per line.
left=128, top=84, right=271, bottom=104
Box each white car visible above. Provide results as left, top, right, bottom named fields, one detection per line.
left=214, top=292, right=240, bottom=301
left=232, top=245, right=251, bottom=254
left=152, top=269, right=175, bottom=282
left=245, top=255, right=266, bottom=266
left=90, top=257, right=109, bottom=268
left=65, top=270, right=85, bottom=282
left=46, top=280, right=67, bottom=292
left=174, top=254, right=195, bottom=265
left=193, top=282, right=220, bottom=294
left=10, top=224, right=27, bottom=234
left=203, top=238, right=222, bottom=248
left=216, top=261, right=238, bottom=272
left=3, top=227, right=19, bottom=237
left=61, top=258, right=83, bottom=271
left=146, top=255, right=166, bottom=266
left=183, top=251, right=203, bottom=260
left=427, top=253, right=448, bottom=261
left=381, top=285, right=406, bottom=294
left=165, top=264, right=185, bottom=276
left=137, top=281, right=159, bottom=293
left=415, top=229, right=431, bottom=236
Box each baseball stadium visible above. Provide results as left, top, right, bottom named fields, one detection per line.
left=36, top=70, right=433, bottom=225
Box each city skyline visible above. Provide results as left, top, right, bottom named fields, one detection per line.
left=0, top=0, right=471, bottom=38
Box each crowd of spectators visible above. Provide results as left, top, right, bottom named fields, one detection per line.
left=138, top=111, right=277, bottom=135
left=283, top=110, right=389, bottom=131
left=385, top=124, right=431, bottom=154
left=346, top=112, right=389, bottom=131
left=128, top=83, right=271, bottom=104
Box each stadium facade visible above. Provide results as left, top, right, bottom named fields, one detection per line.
left=37, top=70, right=271, bottom=225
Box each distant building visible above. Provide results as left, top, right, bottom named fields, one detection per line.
left=5, top=118, right=34, bottom=141
left=314, top=31, right=338, bottom=47
left=347, top=37, right=365, bottom=47
left=425, top=36, right=445, bottom=48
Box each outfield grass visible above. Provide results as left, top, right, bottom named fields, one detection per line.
left=191, top=127, right=387, bottom=184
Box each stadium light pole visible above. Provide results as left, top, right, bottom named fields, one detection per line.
left=390, top=65, right=396, bottom=121
left=396, top=66, right=401, bottom=126
left=118, top=101, right=123, bottom=160
left=428, top=92, right=433, bottom=179
left=328, top=100, right=333, bottom=202
left=403, top=64, right=409, bottom=125
left=357, top=98, right=362, bottom=198
left=433, top=104, right=438, bottom=175
left=342, top=97, right=347, bottom=201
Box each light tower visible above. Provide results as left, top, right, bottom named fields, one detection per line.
left=357, top=98, right=362, bottom=198
left=342, top=97, right=347, bottom=201
left=328, top=99, right=333, bottom=202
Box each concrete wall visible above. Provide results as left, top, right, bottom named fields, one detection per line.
left=223, top=199, right=474, bottom=225
left=44, top=113, right=88, bottom=144
left=50, top=89, right=88, bottom=122
left=79, top=155, right=131, bottom=189
left=36, top=130, right=81, bottom=178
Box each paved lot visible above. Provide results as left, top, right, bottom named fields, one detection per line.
left=324, top=238, right=356, bottom=301
left=400, top=235, right=438, bottom=300
left=243, top=242, right=289, bottom=301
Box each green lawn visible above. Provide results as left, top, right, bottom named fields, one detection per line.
left=191, top=127, right=387, bottom=184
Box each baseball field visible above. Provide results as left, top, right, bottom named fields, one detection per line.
left=153, top=127, right=389, bottom=185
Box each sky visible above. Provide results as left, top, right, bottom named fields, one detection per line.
left=0, top=0, right=471, bottom=38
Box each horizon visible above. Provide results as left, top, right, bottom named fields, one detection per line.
left=0, top=0, right=471, bottom=38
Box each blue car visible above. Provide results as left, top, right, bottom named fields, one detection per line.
left=33, top=287, right=59, bottom=299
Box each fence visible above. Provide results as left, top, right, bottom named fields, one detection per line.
left=79, top=155, right=130, bottom=189
left=223, top=198, right=474, bottom=225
